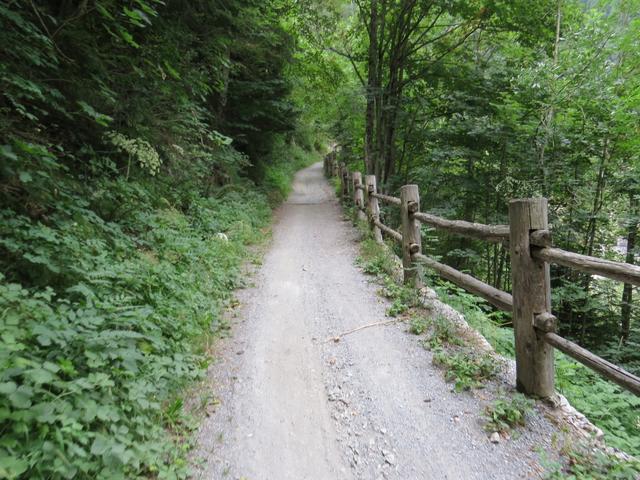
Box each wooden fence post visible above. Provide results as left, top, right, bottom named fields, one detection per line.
left=365, top=175, right=383, bottom=243
left=400, top=185, right=423, bottom=287
left=509, top=198, right=555, bottom=398
left=341, top=167, right=349, bottom=201
left=353, top=172, right=366, bottom=222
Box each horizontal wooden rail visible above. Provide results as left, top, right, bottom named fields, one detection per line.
left=542, top=332, right=640, bottom=396
left=330, top=162, right=640, bottom=398
left=413, top=212, right=509, bottom=244
left=374, top=219, right=403, bottom=243
left=532, top=247, right=640, bottom=287
left=371, top=192, right=401, bottom=205
left=412, top=253, right=513, bottom=312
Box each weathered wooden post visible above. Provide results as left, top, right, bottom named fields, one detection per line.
left=400, top=185, right=423, bottom=287
left=365, top=175, right=383, bottom=243
left=353, top=172, right=366, bottom=222
left=340, top=165, right=349, bottom=201
left=509, top=198, right=555, bottom=398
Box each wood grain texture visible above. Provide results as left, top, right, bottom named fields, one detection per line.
left=373, top=219, right=402, bottom=243
left=413, top=212, right=509, bottom=244
left=509, top=198, right=555, bottom=398
left=532, top=247, right=640, bottom=286
left=365, top=175, right=383, bottom=243
left=400, top=185, right=422, bottom=287
left=543, top=333, right=640, bottom=396
left=371, top=192, right=401, bottom=205
left=352, top=172, right=366, bottom=221
left=412, top=253, right=513, bottom=312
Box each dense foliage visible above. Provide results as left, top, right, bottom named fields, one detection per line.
left=305, top=0, right=640, bottom=459
left=0, top=0, right=324, bottom=478
left=2, top=0, right=639, bottom=476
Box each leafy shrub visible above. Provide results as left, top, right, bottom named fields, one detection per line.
left=0, top=177, right=274, bottom=479
left=484, top=394, right=534, bottom=433
left=544, top=441, right=640, bottom=480
left=409, top=316, right=430, bottom=335
left=433, top=349, right=499, bottom=391
left=434, top=282, right=515, bottom=357
left=555, top=354, right=640, bottom=456
left=378, top=277, right=420, bottom=317
left=356, top=239, right=397, bottom=277
left=423, top=315, right=465, bottom=350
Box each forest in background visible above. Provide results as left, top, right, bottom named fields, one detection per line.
left=1, top=0, right=640, bottom=478
left=300, top=0, right=640, bottom=460
left=0, top=1, right=325, bottom=478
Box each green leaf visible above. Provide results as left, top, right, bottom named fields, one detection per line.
left=0, top=382, right=17, bottom=395
left=77, top=101, right=113, bottom=126
left=8, top=386, right=33, bottom=409
left=0, top=455, right=29, bottom=479
left=18, top=171, right=32, bottom=183
left=1, top=145, right=18, bottom=161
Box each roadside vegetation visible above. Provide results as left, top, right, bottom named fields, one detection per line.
left=0, top=1, right=323, bottom=478
left=484, top=395, right=534, bottom=435
left=353, top=226, right=639, bottom=475
left=3, top=0, right=640, bottom=477
left=314, top=0, right=640, bottom=466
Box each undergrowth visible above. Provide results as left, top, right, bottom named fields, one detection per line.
left=434, top=281, right=640, bottom=459
left=0, top=146, right=319, bottom=478
left=543, top=440, right=640, bottom=479
left=355, top=238, right=397, bottom=277
left=409, top=316, right=429, bottom=335
left=422, top=315, right=464, bottom=350
left=432, top=349, right=499, bottom=391
left=484, top=394, right=534, bottom=434
left=353, top=227, right=640, bottom=467
left=378, top=277, right=420, bottom=317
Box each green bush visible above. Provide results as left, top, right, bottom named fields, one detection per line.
left=423, top=315, right=465, bottom=350
left=378, top=277, right=420, bottom=317
left=545, top=442, right=640, bottom=480
left=0, top=180, right=274, bottom=479
left=432, top=349, right=498, bottom=392
left=484, top=394, right=534, bottom=433
left=409, top=316, right=430, bottom=335
left=356, top=238, right=397, bottom=277
left=434, top=280, right=640, bottom=456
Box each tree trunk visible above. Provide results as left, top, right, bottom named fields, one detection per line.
left=364, top=0, right=379, bottom=174
left=621, top=193, right=638, bottom=342
left=536, top=0, right=562, bottom=196
left=579, top=136, right=608, bottom=342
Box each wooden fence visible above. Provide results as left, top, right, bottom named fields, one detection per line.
left=324, top=155, right=640, bottom=399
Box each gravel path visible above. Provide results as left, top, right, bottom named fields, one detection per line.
left=191, top=162, right=558, bottom=480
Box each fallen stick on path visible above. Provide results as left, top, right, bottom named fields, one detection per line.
left=325, top=319, right=400, bottom=343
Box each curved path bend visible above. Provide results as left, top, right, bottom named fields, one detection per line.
left=192, top=162, right=556, bottom=480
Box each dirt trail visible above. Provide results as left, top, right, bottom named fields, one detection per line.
left=192, top=162, right=557, bottom=480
